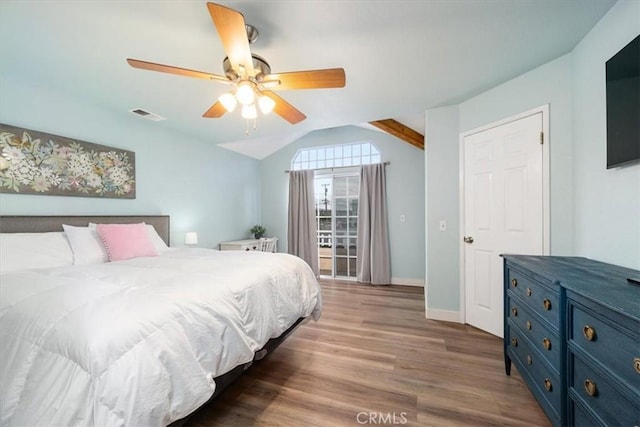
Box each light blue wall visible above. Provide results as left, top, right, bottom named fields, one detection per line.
left=459, top=54, right=575, bottom=256
left=260, top=125, right=425, bottom=283
left=571, top=0, right=640, bottom=269
left=0, top=74, right=261, bottom=247
left=424, top=0, right=640, bottom=315
left=425, top=106, right=460, bottom=311
left=424, top=54, right=573, bottom=312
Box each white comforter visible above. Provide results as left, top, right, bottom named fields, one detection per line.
left=0, top=249, right=321, bottom=427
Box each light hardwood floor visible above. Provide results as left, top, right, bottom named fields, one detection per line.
left=186, top=280, right=550, bottom=426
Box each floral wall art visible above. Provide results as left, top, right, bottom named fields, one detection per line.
left=0, top=124, right=135, bottom=198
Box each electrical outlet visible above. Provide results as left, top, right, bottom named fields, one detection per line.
left=439, top=220, right=447, bottom=231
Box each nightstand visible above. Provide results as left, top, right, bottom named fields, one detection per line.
left=219, top=239, right=260, bottom=251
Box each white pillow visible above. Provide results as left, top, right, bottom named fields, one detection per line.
left=89, top=222, right=169, bottom=254
left=63, top=224, right=109, bottom=265
left=0, top=232, right=74, bottom=273
left=145, top=224, right=170, bottom=254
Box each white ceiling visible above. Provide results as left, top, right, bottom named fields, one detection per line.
left=0, top=1, right=615, bottom=159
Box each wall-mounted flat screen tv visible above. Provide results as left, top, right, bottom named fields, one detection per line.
left=606, top=34, right=640, bottom=169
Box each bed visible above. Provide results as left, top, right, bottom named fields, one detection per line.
left=0, top=215, right=321, bottom=426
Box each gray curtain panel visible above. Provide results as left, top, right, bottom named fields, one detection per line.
left=288, top=170, right=319, bottom=276
left=356, top=163, right=391, bottom=285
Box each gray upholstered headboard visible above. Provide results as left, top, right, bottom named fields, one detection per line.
left=0, top=215, right=171, bottom=245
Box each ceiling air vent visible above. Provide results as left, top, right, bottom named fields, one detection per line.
left=129, top=108, right=166, bottom=122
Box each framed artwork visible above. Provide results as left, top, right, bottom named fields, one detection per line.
left=0, top=123, right=135, bottom=199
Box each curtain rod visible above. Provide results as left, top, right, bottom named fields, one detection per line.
left=284, top=161, right=390, bottom=174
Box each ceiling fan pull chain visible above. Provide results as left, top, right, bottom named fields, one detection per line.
left=244, top=118, right=258, bottom=135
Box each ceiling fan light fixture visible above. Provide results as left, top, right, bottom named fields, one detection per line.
left=127, top=2, right=346, bottom=131
left=241, top=104, right=258, bottom=120
left=236, top=82, right=255, bottom=105
left=218, top=92, right=237, bottom=112
left=258, top=94, right=276, bottom=114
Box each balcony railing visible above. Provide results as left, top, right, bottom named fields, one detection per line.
left=317, top=231, right=332, bottom=248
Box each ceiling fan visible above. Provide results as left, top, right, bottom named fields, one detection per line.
left=127, top=2, right=346, bottom=126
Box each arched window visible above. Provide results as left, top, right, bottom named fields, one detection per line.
left=291, top=142, right=381, bottom=171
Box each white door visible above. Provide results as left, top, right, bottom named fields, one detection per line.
left=463, top=112, right=544, bottom=337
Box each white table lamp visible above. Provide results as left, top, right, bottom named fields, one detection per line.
left=185, top=231, right=198, bottom=245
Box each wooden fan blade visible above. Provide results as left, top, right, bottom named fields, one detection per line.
left=127, top=59, right=229, bottom=83
left=202, top=101, right=227, bottom=118
left=263, top=68, right=345, bottom=90
left=207, top=3, right=255, bottom=77
left=262, top=91, right=306, bottom=124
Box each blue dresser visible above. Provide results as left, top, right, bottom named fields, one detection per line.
left=502, top=255, right=640, bottom=426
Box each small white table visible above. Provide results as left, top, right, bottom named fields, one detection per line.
left=219, top=239, right=261, bottom=252
left=219, top=238, right=278, bottom=253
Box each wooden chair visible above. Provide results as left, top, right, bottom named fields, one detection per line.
left=258, top=237, right=278, bottom=253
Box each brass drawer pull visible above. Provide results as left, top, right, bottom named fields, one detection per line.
left=511, top=338, right=518, bottom=347
left=527, top=355, right=532, bottom=365
left=526, top=288, right=532, bottom=297
left=543, top=338, right=552, bottom=351
left=526, top=320, right=532, bottom=330
left=543, top=378, right=552, bottom=392
left=511, top=278, right=518, bottom=287
left=543, top=299, right=551, bottom=310
left=584, top=379, right=597, bottom=397
left=511, top=307, right=518, bottom=316
left=583, top=325, right=596, bottom=341
left=634, top=358, right=640, bottom=374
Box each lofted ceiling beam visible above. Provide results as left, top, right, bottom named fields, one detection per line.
left=369, top=119, right=424, bottom=150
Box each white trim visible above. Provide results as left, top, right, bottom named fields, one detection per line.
left=424, top=109, right=429, bottom=322
left=458, top=104, right=551, bottom=326
left=319, top=276, right=424, bottom=286
left=391, top=277, right=424, bottom=287
left=458, top=122, right=466, bottom=325
left=425, top=308, right=462, bottom=323
left=541, top=105, right=551, bottom=256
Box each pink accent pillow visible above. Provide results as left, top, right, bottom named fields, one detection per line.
left=96, top=223, right=158, bottom=261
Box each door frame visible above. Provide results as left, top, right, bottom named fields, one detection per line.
left=458, top=104, right=550, bottom=324
left=315, top=169, right=360, bottom=280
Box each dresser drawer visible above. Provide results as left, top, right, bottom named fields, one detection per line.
left=507, top=296, right=560, bottom=369
left=507, top=323, right=561, bottom=419
left=569, top=396, right=601, bottom=427
left=569, top=352, right=640, bottom=426
left=507, top=267, right=559, bottom=328
left=568, top=299, right=640, bottom=393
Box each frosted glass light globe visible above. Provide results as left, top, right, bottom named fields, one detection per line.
left=241, top=104, right=257, bottom=119
left=258, top=95, right=276, bottom=114
left=235, top=82, right=255, bottom=105
left=218, top=92, right=237, bottom=112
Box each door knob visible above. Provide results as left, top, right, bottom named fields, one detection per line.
left=464, top=236, right=474, bottom=244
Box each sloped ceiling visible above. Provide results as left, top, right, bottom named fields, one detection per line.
left=0, top=1, right=615, bottom=159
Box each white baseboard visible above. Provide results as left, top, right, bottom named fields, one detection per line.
left=425, top=307, right=462, bottom=323
left=391, top=277, right=425, bottom=287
